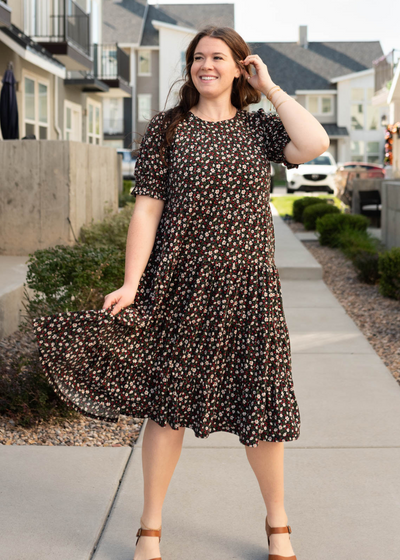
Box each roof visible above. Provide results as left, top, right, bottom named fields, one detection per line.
left=141, top=3, right=235, bottom=46
left=249, top=41, right=383, bottom=95
left=103, top=0, right=147, bottom=45
left=322, top=124, right=349, bottom=137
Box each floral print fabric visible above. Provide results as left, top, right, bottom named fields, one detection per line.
left=33, top=108, right=301, bottom=447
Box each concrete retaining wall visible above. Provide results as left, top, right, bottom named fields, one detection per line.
left=350, top=178, right=383, bottom=215
left=0, top=140, right=121, bottom=255
left=381, top=181, right=400, bottom=249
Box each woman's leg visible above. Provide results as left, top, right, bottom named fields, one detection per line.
left=245, top=441, right=295, bottom=557
left=134, top=419, right=186, bottom=560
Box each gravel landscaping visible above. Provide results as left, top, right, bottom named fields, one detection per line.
left=288, top=222, right=400, bottom=385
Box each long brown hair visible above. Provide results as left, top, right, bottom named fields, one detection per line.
left=159, top=26, right=261, bottom=161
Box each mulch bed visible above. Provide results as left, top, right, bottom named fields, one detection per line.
left=288, top=222, right=400, bottom=385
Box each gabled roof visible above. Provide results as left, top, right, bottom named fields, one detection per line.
left=103, top=0, right=147, bottom=45
left=141, top=3, right=235, bottom=46
left=249, top=41, right=383, bottom=95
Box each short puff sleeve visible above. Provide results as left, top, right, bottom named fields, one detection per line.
left=131, top=112, right=169, bottom=201
left=256, top=108, right=299, bottom=170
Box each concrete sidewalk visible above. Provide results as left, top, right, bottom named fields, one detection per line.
left=1, top=209, right=400, bottom=559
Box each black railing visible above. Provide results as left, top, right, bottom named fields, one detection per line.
left=29, top=0, right=90, bottom=56
left=373, top=49, right=400, bottom=93
left=92, top=44, right=130, bottom=84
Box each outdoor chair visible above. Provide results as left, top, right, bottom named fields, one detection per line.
left=358, top=190, right=382, bottom=228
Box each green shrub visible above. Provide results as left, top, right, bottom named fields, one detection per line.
left=335, top=226, right=380, bottom=260
left=352, top=250, right=381, bottom=284
left=303, top=203, right=340, bottom=230
left=79, top=202, right=135, bottom=250
left=316, top=213, right=370, bottom=246
left=378, top=247, right=400, bottom=300
left=120, top=181, right=135, bottom=208
left=292, top=196, right=329, bottom=222
left=0, top=346, right=78, bottom=426
left=23, top=244, right=125, bottom=322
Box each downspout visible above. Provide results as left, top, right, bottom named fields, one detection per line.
left=54, top=74, right=62, bottom=139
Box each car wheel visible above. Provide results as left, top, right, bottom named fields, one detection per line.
left=270, top=176, right=274, bottom=193
left=286, top=185, right=295, bottom=194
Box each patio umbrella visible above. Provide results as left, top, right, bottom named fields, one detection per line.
left=0, top=61, right=19, bottom=140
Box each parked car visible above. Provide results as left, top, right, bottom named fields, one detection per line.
left=334, top=162, right=385, bottom=205
left=117, top=148, right=137, bottom=180
left=285, top=152, right=337, bottom=194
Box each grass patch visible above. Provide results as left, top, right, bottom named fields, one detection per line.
left=270, top=194, right=344, bottom=218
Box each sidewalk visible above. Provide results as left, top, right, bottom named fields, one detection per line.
left=1, top=208, right=400, bottom=560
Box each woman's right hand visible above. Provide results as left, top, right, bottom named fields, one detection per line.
left=102, top=284, right=137, bottom=316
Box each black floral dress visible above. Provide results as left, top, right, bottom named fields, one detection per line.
left=33, top=108, right=301, bottom=447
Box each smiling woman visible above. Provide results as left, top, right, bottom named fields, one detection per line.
left=33, top=25, right=329, bottom=560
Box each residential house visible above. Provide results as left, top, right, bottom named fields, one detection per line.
left=0, top=0, right=132, bottom=145
left=102, top=0, right=234, bottom=148
left=249, top=26, right=384, bottom=164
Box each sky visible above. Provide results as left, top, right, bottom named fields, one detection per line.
left=149, top=0, right=400, bottom=56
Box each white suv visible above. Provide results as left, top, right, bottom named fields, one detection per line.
left=285, top=152, right=337, bottom=195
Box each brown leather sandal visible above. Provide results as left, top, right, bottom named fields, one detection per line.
left=265, top=516, right=297, bottom=560
left=134, top=526, right=162, bottom=560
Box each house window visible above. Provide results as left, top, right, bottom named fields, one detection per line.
left=64, top=100, right=82, bottom=141
left=307, top=95, right=333, bottom=116
left=87, top=99, right=101, bottom=144
left=351, top=140, right=365, bottom=162
left=138, top=94, right=152, bottom=122
left=23, top=74, right=49, bottom=139
left=351, top=104, right=364, bottom=130
left=308, top=96, right=319, bottom=114
left=367, top=141, right=380, bottom=163
left=138, top=50, right=151, bottom=76
left=367, top=105, right=379, bottom=130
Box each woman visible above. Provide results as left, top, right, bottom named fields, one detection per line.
left=33, top=26, right=329, bottom=560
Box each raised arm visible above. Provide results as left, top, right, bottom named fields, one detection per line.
left=241, top=54, right=330, bottom=164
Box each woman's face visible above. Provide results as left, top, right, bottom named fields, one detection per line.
left=190, top=36, right=241, bottom=101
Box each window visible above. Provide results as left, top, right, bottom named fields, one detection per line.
left=308, top=96, right=319, bottom=114
left=138, top=50, right=151, bottom=76
left=367, top=141, right=380, bottom=163
left=87, top=99, right=101, bottom=144
left=307, top=95, right=333, bottom=115
left=23, top=74, right=49, bottom=138
left=367, top=105, right=379, bottom=130
left=351, top=104, right=364, bottom=130
left=351, top=140, right=365, bottom=162
left=138, top=94, right=152, bottom=122
left=64, top=100, right=82, bottom=141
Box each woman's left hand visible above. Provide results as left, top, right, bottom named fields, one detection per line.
left=240, top=54, right=274, bottom=95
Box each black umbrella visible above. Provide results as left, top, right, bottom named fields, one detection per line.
left=0, top=61, right=19, bottom=140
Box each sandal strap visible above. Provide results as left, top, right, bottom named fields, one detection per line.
left=135, top=527, right=162, bottom=545
left=268, top=525, right=292, bottom=535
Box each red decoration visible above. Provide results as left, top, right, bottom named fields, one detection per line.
left=384, top=122, right=400, bottom=165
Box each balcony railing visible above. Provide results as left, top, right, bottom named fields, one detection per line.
left=373, top=49, right=400, bottom=93
left=27, top=0, right=90, bottom=57
left=93, top=44, right=130, bottom=84
left=67, top=44, right=130, bottom=84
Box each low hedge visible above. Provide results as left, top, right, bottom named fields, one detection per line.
left=316, top=213, right=370, bottom=246
left=303, top=203, right=340, bottom=230
left=378, top=247, right=400, bottom=300
left=334, top=226, right=380, bottom=260
left=292, top=196, right=328, bottom=222
left=353, top=251, right=381, bottom=285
